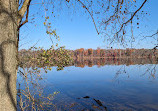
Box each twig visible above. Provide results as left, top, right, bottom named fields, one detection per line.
left=116, top=0, right=147, bottom=35
left=77, top=0, right=100, bottom=35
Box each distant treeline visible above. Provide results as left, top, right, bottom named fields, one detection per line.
left=73, top=48, right=158, bottom=59
left=19, top=48, right=158, bottom=59
left=74, top=58, right=158, bottom=68
left=18, top=48, right=158, bottom=68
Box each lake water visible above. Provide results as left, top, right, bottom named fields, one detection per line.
left=17, top=59, right=158, bottom=111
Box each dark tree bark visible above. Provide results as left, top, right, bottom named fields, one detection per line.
left=0, top=0, right=19, bottom=110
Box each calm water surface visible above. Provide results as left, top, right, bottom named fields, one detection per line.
left=17, top=64, right=158, bottom=111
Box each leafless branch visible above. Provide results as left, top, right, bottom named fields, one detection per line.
left=146, top=31, right=158, bottom=38
left=77, top=0, right=100, bottom=35
left=116, top=0, right=147, bottom=36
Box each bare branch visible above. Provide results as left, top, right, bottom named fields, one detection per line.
left=116, top=0, right=147, bottom=35
left=77, top=0, right=100, bottom=35
left=103, top=0, right=119, bottom=25
left=146, top=31, right=158, bottom=38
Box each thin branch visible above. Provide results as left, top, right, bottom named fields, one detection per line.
left=146, top=31, right=158, bottom=38
left=116, top=0, right=147, bottom=35
left=77, top=0, right=100, bottom=35
left=103, top=0, right=119, bottom=25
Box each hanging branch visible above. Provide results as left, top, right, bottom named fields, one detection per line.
left=115, top=0, right=147, bottom=36
left=77, top=0, right=100, bottom=35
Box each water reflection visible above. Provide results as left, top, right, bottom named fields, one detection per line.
left=17, top=58, right=158, bottom=111
left=74, top=57, right=158, bottom=67
left=17, top=67, right=59, bottom=110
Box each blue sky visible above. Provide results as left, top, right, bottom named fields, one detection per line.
left=19, top=0, right=158, bottom=50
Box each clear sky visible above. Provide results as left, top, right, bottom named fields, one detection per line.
left=19, top=0, right=158, bottom=50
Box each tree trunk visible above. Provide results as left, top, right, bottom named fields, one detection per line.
left=0, top=0, right=18, bottom=110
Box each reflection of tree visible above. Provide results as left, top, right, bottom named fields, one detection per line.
left=141, top=64, right=158, bottom=79
left=74, top=58, right=158, bottom=81
left=115, top=60, right=158, bottom=80
left=88, top=60, right=93, bottom=67
left=115, top=65, right=129, bottom=80
left=74, top=58, right=158, bottom=68
left=17, top=67, right=59, bottom=110
left=17, top=47, right=73, bottom=110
